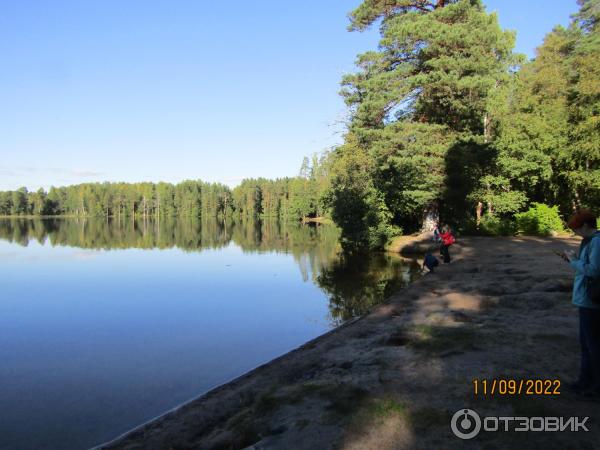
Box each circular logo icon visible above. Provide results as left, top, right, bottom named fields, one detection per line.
left=451, top=408, right=481, bottom=440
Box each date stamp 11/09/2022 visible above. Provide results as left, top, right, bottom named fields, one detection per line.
left=448, top=378, right=592, bottom=440
left=472, top=379, right=561, bottom=396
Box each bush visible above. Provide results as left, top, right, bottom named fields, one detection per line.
left=514, top=203, right=564, bottom=236
left=478, top=214, right=516, bottom=236
left=369, top=222, right=402, bottom=249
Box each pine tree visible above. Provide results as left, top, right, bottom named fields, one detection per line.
left=330, top=0, right=515, bottom=245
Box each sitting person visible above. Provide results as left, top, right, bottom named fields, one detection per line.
left=423, top=253, right=439, bottom=273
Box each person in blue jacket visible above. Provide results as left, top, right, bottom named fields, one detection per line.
left=563, top=209, right=600, bottom=398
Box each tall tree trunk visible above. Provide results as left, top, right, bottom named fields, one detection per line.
left=156, top=193, right=160, bottom=220
left=483, top=113, right=491, bottom=143
left=421, top=201, right=439, bottom=232
left=476, top=201, right=483, bottom=228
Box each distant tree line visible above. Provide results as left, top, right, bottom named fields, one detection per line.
left=0, top=154, right=331, bottom=221
left=232, top=153, right=330, bottom=219
left=0, top=182, right=233, bottom=219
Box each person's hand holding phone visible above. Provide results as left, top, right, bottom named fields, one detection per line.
left=554, top=250, right=568, bottom=261
left=564, top=250, right=577, bottom=262
left=554, top=250, right=576, bottom=262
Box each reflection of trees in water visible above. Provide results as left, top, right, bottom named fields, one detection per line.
left=1, top=219, right=34, bottom=247
left=0, top=218, right=420, bottom=324
left=0, top=218, right=233, bottom=251
left=317, top=252, right=422, bottom=325
left=0, top=218, right=340, bottom=257
left=230, top=218, right=342, bottom=282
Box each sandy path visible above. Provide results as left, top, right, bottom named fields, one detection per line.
left=97, top=236, right=599, bottom=450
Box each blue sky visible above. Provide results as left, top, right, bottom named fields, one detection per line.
left=0, top=0, right=578, bottom=191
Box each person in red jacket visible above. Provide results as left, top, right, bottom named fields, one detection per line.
left=439, top=225, right=455, bottom=263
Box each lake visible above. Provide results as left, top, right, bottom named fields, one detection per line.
left=0, top=218, right=421, bottom=450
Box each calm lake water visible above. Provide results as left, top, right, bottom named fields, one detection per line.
left=0, top=218, right=420, bottom=450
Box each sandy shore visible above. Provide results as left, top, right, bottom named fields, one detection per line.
left=97, top=236, right=599, bottom=449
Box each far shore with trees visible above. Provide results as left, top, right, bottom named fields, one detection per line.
left=0, top=154, right=330, bottom=223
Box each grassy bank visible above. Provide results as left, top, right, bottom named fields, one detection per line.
left=301, top=216, right=334, bottom=225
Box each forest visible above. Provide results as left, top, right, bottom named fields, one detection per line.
left=1, top=0, right=598, bottom=249
left=325, top=0, right=600, bottom=247
left=0, top=154, right=329, bottom=221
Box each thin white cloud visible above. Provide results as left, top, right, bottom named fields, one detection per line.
left=48, top=167, right=103, bottom=177
left=0, top=168, right=17, bottom=177
left=0, top=167, right=104, bottom=191
left=217, top=177, right=244, bottom=187
left=72, top=170, right=103, bottom=177
left=1, top=166, right=103, bottom=178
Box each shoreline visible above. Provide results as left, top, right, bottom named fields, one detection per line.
left=92, top=233, right=431, bottom=449
left=91, top=316, right=365, bottom=450
left=97, top=236, right=599, bottom=449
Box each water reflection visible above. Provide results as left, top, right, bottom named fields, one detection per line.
left=0, top=218, right=423, bottom=450
left=318, top=252, right=418, bottom=323
left=0, top=218, right=421, bottom=323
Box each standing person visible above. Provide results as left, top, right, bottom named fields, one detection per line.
left=439, top=225, right=455, bottom=263
left=433, top=223, right=441, bottom=243
left=563, top=209, right=600, bottom=398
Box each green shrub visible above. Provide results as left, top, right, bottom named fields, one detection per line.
left=478, top=214, right=516, bottom=236
left=514, top=203, right=564, bottom=236
left=369, top=222, right=402, bottom=250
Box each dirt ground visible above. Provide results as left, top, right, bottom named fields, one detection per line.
left=96, top=236, right=599, bottom=450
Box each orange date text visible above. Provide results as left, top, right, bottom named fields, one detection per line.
left=472, top=379, right=561, bottom=396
